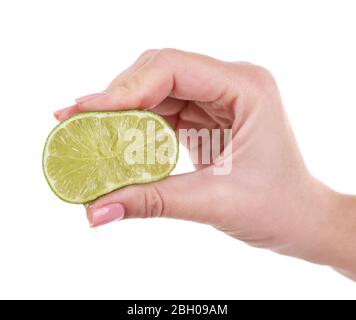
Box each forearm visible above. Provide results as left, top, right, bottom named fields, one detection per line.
left=328, top=193, right=356, bottom=279
left=286, top=178, right=356, bottom=280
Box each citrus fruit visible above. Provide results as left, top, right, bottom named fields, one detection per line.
left=43, top=111, right=178, bottom=203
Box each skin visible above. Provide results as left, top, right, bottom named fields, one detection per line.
left=54, top=49, right=356, bottom=280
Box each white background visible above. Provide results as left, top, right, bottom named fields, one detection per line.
left=0, top=0, right=355, bottom=299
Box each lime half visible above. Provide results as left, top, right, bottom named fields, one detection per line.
left=43, top=111, right=178, bottom=203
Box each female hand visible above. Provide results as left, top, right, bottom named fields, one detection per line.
left=54, top=49, right=356, bottom=280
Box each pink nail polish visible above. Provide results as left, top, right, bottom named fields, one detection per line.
left=53, top=104, right=79, bottom=121
left=88, top=203, right=125, bottom=228
left=75, top=92, right=107, bottom=104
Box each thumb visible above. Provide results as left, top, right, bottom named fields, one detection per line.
left=86, top=170, right=215, bottom=228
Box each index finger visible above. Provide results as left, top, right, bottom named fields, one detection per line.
left=76, top=48, right=240, bottom=111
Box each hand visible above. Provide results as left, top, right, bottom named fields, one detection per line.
left=54, top=49, right=356, bottom=279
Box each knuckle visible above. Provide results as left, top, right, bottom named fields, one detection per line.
left=138, top=49, right=159, bottom=61
left=126, top=72, right=143, bottom=89
left=123, top=73, right=147, bottom=105
left=244, top=65, right=278, bottom=92
left=143, top=186, right=165, bottom=218
left=156, top=48, right=179, bottom=61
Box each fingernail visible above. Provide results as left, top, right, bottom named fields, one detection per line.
left=88, top=203, right=125, bottom=228
left=53, top=104, right=79, bottom=121
left=75, top=92, right=107, bottom=104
